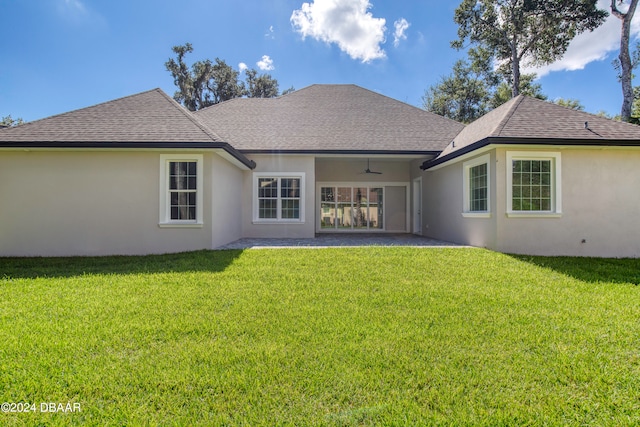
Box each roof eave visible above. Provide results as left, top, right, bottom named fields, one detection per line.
left=0, top=141, right=256, bottom=170
left=240, top=149, right=441, bottom=156
left=420, top=137, right=640, bottom=170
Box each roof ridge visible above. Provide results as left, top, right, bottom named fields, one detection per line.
left=492, top=95, right=526, bottom=137
left=155, top=89, right=223, bottom=142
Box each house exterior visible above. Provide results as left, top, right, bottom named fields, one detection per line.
left=1, top=84, right=639, bottom=257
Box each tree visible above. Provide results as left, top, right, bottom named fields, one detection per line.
left=453, top=0, right=607, bottom=98
left=1, top=115, right=24, bottom=127
left=423, top=49, right=546, bottom=123
left=244, top=69, right=279, bottom=98
left=281, top=86, right=296, bottom=96
left=422, top=58, right=491, bottom=123
left=611, top=0, right=640, bottom=122
left=553, top=98, right=585, bottom=110
left=489, top=74, right=547, bottom=109
left=208, top=58, right=245, bottom=104
left=165, top=43, right=199, bottom=111
left=165, top=43, right=280, bottom=111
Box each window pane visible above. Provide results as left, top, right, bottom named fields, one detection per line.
left=541, top=161, right=550, bottom=172
left=321, top=202, right=335, bottom=228
left=259, top=199, right=277, bottom=219
left=337, top=187, right=351, bottom=202
left=531, top=173, right=541, bottom=185
left=513, top=162, right=521, bottom=173
left=281, top=200, right=300, bottom=219
left=353, top=187, right=367, bottom=228
left=281, top=178, right=300, bottom=198
left=512, top=198, right=522, bottom=211
left=369, top=188, right=383, bottom=229
left=321, top=187, right=334, bottom=202
left=512, top=159, right=552, bottom=211
left=188, top=177, right=197, bottom=190
left=532, top=161, right=540, bottom=172
left=258, top=178, right=278, bottom=198
left=337, top=203, right=352, bottom=228
left=169, top=161, right=197, bottom=190
left=170, top=190, right=197, bottom=220
left=469, top=163, right=488, bottom=212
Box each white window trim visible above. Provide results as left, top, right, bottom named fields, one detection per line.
left=506, top=151, right=562, bottom=218
left=462, top=154, right=491, bottom=218
left=253, top=172, right=305, bottom=224
left=159, top=154, right=204, bottom=228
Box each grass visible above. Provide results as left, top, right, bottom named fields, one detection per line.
left=0, top=248, right=639, bottom=426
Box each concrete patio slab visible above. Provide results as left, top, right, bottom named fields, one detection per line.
left=215, top=234, right=466, bottom=250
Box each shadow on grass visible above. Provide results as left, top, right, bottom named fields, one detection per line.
left=0, top=249, right=244, bottom=279
left=511, top=255, right=640, bottom=285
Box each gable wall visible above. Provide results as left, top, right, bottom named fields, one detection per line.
left=0, top=151, right=218, bottom=256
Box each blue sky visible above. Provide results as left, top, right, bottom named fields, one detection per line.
left=2, top=0, right=638, bottom=122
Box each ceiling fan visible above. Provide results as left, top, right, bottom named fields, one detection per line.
left=361, top=158, right=382, bottom=175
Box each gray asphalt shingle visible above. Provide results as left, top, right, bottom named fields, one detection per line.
left=0, top=88, right=222, bottom=144
left=438, top=95, right=640, bottom=159
left=194, top=84, right=465, bottom=152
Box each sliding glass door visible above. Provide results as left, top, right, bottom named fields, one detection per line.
left=320, top=186, right=383, bottom=231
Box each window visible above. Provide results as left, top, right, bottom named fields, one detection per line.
left=159, top=154, right=203, bottom=227
left=463, top=154, right=490, bottom=217
left=253, top=173, right=305, bottom=222
left=320, top=186, right=384, bottom=230
left=169, top=161, right=197, bottom=220
left=506, top=152, right=561, bottom=216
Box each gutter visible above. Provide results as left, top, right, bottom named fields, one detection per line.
left=421, top=137, right=640, bottom=170
left=0, top=141, right=256, bottom=170
left=241, top=149, right=441, bottom=156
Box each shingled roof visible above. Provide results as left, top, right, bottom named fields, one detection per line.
left=0, top=89, right=225, bottom=144
left=0, top=88, right=255, bottom=168
left=194, top=84, right=465, bottom=153
left=425, top=95, right=640, bottom=169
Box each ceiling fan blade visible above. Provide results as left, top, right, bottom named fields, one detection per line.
left=363, top=159, right=383, bottom=174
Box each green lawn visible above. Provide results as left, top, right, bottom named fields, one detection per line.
left=0, top=248, right=639, bottom=426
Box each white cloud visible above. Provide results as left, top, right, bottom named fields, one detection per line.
left=265, top=25, right=275, bottom=39
left=524, top=0, right=640, bottom=77
left=257, top=55, right=275, bottom=71
left=290, top=0, right=387, bottom=63
left=393, top=18, right=410, bottom=47
left=238, top=62, right=248, bottom=73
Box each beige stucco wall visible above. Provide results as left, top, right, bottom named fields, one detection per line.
left=316, top=158, right=411, bottom=182
left=422, top=147, right=640, bottom=257
left=210, top=153, right=244, bottom=248
left=0, top=150, right=241, bottom=256
left=494, top=148, right=640, bottom=257
left=421, top=151, right=497, bottom=247
left=240, top=154, right=316, bottom=238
